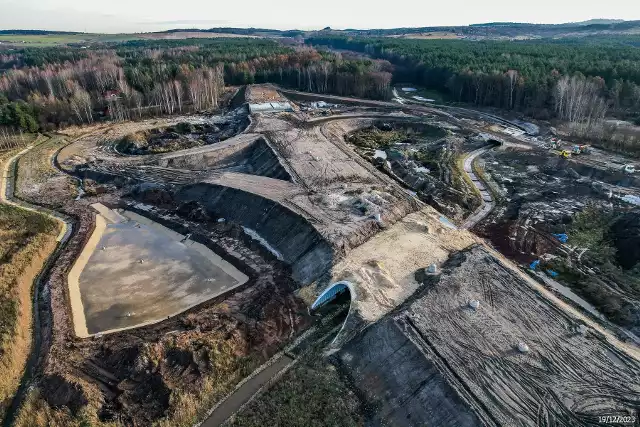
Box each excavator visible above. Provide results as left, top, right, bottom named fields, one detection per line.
left=572, top=144, right=592, bottom=155
left=548, top=138, right=571, bottom=158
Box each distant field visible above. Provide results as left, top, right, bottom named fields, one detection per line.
left=388, top=31, right=460, bottom=39
left=139, top=31, right=257, bottom=40
left=0, top=31, right=257, bottom=46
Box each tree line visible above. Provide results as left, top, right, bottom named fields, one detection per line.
left=0, top=39, right=392, bottom=132
left=306, top=36, right=640, bottom=122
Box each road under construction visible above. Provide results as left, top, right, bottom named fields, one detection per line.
left=3, top=84, right=639, bottom=426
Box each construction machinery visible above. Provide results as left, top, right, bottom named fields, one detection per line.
left=572, top=144, right=592, bottom=155
left=560, top=150, right=571, bottom=158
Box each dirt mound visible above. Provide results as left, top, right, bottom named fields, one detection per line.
left=609, top=211, right=640, bottom=269
left=176, top=200, right=211, bottom=221
left=40, top=374, right=88, bottom=415
left=116, top=115, right=249, bottom=155
left=129, top=183, right=175, bottom=207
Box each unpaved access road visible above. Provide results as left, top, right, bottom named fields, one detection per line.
left=461, top=146, right=494, bottom=229
left=1, top=146, right=71, bottom=241
left=1, top=145, right=74, bottom=426
left=199, top=355, right=294, bottom=427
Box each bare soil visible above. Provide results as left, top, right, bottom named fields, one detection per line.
left=473, top=145, right=640, bottom=334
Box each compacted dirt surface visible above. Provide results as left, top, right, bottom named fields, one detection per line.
left=5, top=84, right=640, bottom=427
left=338, top=246, right=640, bottom=426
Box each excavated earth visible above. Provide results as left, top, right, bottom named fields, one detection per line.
left=346, top=120, right=485, bottom=220
left=10, top=85, right=640, bottom=426
left=473, top=145, right=640, bottom=334
left=13, top=90, right=424, bottom=424
left=337, top=246, right=640, bottom=426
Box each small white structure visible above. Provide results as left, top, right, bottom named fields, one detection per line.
left=468, top=299, right=480, bottom=310
left=577, top=324, right=588, bottom=335
left=249, top=102, right=293, bottom=114
left=412, top=96, right=435, bottom=102
left=517, top=342, right=530, bottom=353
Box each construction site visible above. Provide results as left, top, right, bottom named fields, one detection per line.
left=2, top=84, right=639, bottom=426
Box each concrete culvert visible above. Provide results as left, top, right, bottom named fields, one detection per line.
left=311, top=281, right=354, bottom=344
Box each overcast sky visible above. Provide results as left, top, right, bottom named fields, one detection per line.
left=1, top=0, right=639, bottom=33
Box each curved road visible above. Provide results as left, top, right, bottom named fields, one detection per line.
left=1, top=144, right=73, bottom=426
left=461, top=146, right=495, bottom=229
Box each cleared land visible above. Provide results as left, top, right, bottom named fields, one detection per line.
left=70, top=208, right=248, bottom=336
left=389, top=31, right=460, bottom=39
left=7, top=85, right=640, bottom=427
left=15, top=136, right=78, bottom=208
left=338, top=245, right=640, bottom=426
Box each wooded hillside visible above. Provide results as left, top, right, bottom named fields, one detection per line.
left=0, top=39, right=392, bottom=131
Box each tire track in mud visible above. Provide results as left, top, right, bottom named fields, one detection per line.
left=397, top=247, right=640, bottom=426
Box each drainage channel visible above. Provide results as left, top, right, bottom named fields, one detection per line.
left=1, top=146, right=74, bottom=426
left=198, top=303, right=349, bottom=426
left=199, top=355, right=294, bottom=427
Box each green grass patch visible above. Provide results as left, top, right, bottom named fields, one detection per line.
left=567, top=205, right=617, bottom=265
left=347, top=127, right=408, bottom=150
left=226, top=357, right=362, bottom=427
left=0, top=33, right=145, bottom=47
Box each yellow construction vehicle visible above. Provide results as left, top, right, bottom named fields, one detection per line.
left=560, top=150, right=571, bottom=158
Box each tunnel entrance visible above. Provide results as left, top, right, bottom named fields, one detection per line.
left=311, top=282, right=351, bottom=311
left=311, top=281, right=353, bottom=343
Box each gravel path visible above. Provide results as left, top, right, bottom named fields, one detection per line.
left=461, top=146, right=495, bottom=229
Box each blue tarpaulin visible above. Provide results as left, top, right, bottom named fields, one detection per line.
left=546, top=269, right=559, bottom=278
left=553, top=233, right=568, bottom=243
left=530, top=260, right=540, bottom=270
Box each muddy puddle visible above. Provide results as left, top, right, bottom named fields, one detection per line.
left=68, top=207, right=248, bottom=337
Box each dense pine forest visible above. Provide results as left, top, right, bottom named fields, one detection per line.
left=307, top=37, right=640, bottom=122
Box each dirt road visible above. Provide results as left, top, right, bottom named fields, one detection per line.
left=461, top=146, right=494, bottom=229
left=1, top=145, right=74, bottom=426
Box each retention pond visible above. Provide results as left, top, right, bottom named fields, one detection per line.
left=69, top=206, right=248, bottom=337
